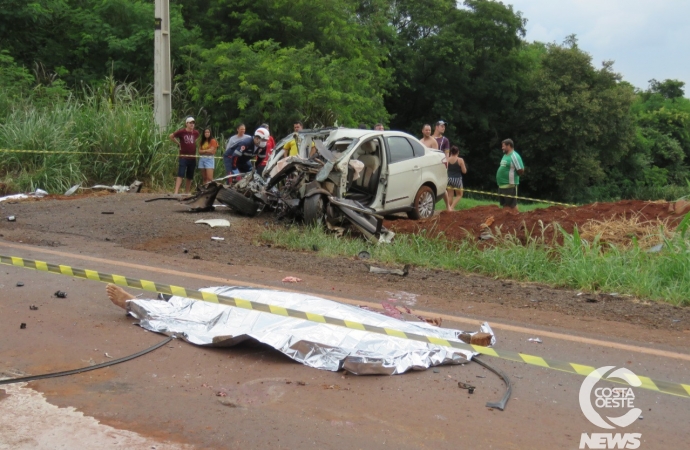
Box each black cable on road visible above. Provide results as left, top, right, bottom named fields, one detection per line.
left=0, top=336, right=174, bottom=385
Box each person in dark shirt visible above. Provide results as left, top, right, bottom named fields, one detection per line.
left=223, top=127, right=271, bottom=178
left=433, top=120, right=450, bottom=156
left=169, top=117, right=200, bottom=194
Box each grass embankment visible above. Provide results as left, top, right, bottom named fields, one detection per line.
left=0, top=88, right=224, bottom=194
left=436, top=196, right=552, bottom=212
left=261, top=214, right=690, bottom=306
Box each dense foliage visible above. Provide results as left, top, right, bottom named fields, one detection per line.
left=1, top=0, right=689, bottom=202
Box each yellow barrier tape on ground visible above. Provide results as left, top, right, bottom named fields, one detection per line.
left=2, top=253, right=688, bottom=398
left=450, top=187, right=576, bottom=207
left=0, top=148, right=225, bottom=159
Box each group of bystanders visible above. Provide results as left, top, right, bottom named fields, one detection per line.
left=169, top=117, right=524, bottom=212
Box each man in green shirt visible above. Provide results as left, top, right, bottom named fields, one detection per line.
left=496, top=138, right=524, bottom=211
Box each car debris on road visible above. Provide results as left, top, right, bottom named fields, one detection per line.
left=368, top=265, right=410, bottom=276
left=195, top=219, right=231, bottom=228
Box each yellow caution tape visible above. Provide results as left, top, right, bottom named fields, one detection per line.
left=451, top=187, right=576, bottom=207
left=2, top=254, right=688, bottom=398
left=0, top=148, right=224, bottom=159
left=1, top=148, right=574, bottom=206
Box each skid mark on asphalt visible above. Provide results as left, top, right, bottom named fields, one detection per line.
left=2, top=241, right=689, bottom=362
left=0, top=382, right=192, bottom=450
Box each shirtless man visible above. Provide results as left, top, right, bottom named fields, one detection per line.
left=420, top=124, right=439, bottom=149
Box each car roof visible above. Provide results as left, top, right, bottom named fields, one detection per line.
left=326, top=128, right=418, bottom=142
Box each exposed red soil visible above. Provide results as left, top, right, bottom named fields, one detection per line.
left=384, top=200, right=686, bottom=243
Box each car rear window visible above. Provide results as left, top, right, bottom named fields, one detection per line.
left=387, top=137, right=415, bottom=164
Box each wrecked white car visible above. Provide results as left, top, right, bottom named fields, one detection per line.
left=214, top=128, right=448, bottom=241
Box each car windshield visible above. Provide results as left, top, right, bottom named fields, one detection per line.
left=334, top=138, right=359, bottom=164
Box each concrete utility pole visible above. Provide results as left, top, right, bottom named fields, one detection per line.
left=154, top=0, right=172, bottom=130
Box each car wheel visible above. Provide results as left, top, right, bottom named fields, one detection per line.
left=217, top=188, right=259, bottom=217
left=407, top=186, right=435, bottom=219
left=303, top=194, right=326, bottom=226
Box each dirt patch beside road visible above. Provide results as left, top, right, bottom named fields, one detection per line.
left=385, top=200, right=683, bottom=246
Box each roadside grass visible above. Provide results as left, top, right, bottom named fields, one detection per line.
left=0, top=86, right=184, bottom=194
left=260, top=213, right=690, bottom=306
left=435, top=196, right=553, bottom=212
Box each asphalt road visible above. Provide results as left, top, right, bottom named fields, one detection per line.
left=1, top=197, right=689, bottom=449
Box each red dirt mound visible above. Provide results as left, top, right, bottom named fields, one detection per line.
left=384, top=200, right=686, bottom=243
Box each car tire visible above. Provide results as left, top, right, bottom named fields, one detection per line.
left=407, top=186, right=435, bottom=220
left=217, top=188, right=259, bottom=217
left=303, top=194, right=326, bottom=226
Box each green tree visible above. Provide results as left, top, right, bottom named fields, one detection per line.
left=629, top=79, right=690, bottom=186
left=183, top=39, right=389, bottom=134
left=0, top=0, right=200, bottom=85
left=513, top=37, right=636, bottom=202
left=384, top=0, right=528, bottom=186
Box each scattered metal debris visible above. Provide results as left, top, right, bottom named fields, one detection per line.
left=64, top=184, right=80, bottom=196
left=88, top=181, right=143, bottom=194
left=195, top=219, right=230, bottom=228
left=211, top=237, right=225, bottom=241
left=101, top=211, right=114, bottom=215
left=54, top=291, right=67, bottom=298
left=458, top=381, right=475, bottom=394
left=646, top=243, right=664, bottom=253
left=146, top=182, right=223, bottom=212
left=104, top=353, right=113, bottom=359
left=29, top=305, right=38, bottom=310
left=368, top=264, right=410, bottom=276
left=472, top=356, right=512, bottom=411
left=528, top=337, right=543, bottom=344
left=0, top=188, right=48, bottom=203
left=16, top=282, right=24, bottom=287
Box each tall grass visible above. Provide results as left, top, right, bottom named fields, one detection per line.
left=0, top=84, right=178, bottom=193
left=261, top=214, right=690, bottom=306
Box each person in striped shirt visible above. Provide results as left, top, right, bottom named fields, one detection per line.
left=496, top=138, right=524, bottom=212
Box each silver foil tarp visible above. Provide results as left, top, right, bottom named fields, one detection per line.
left=126, top=286, right=496, bottom=375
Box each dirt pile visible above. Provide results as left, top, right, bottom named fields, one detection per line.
left=384, top=200, right=687, bottom=246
